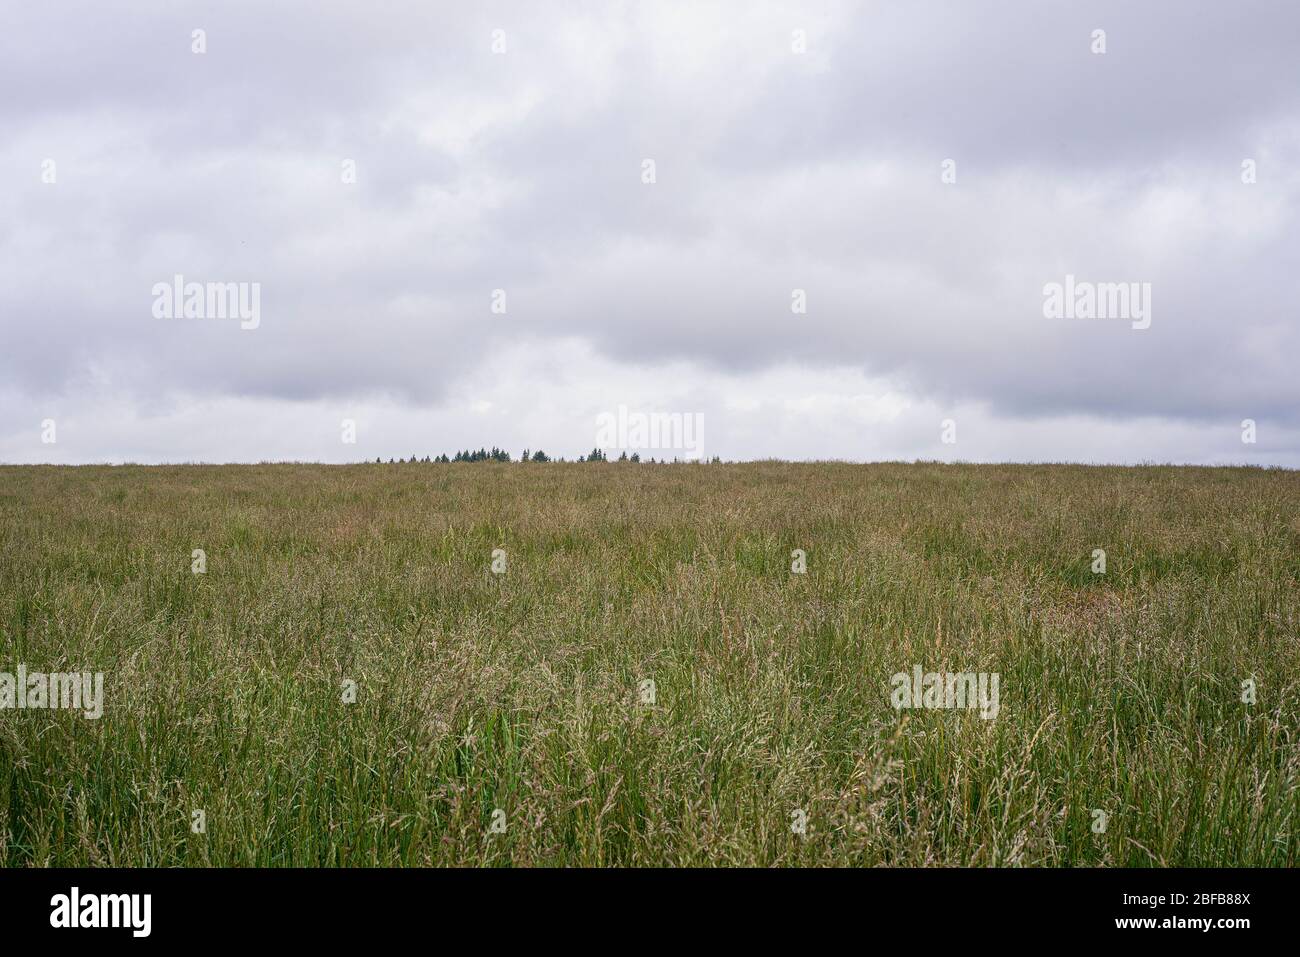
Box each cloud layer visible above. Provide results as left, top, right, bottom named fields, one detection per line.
left=2, top=1, right=1297, bottom=464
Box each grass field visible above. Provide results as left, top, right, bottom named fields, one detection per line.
left=1, top=462, right=1297, bottom=867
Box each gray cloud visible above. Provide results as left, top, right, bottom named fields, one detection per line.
left=1, top=0, right=1297, bottom=462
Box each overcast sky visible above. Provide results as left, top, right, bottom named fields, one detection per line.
left=2, top=1, right=1297, bottom=465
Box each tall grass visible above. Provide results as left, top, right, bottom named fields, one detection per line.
left=0, top=462, right=1296, bottom=866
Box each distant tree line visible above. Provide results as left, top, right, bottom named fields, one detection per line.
left=372, top=448, right=722, bottom=464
